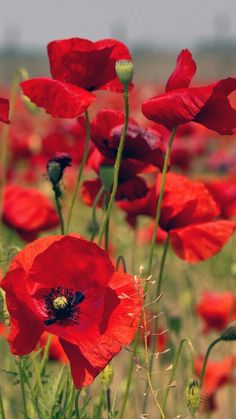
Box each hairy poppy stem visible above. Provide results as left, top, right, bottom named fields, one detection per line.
left=142, top=234, right=170, bottom=412
left=146, top=126, right=176, bottom=276
left=90, top=185, right=105, bottom=241
left=161, top=338, right=195, bottom=417
left=53, top=187, right=65, bottom=235
left=97, top=88, right=129, bottom=246
left=75, top=389, right=81, bottom=418
left=116, top=255, right=127, bottom=272
left=199, top=337, right=222, bottom=388
left=17, top=358, right=28, bottom=419
left=66, top=109, right=90, bottom=234
left=120, top=128, right=176, bottom=418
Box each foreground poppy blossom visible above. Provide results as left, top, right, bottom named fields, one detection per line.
left=142, top=49, right=236, bottom=134
left=0, top=97, right=9, bottom=124
left=196, top=291, right=236, bottom=332
left=2, top=184, right=59, bottom=241
left=1, top=235, right=142, bottom=388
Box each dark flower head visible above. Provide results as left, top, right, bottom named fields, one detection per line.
left=47, top=153, right=72, bottom=185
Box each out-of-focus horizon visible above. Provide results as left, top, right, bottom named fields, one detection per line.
left=0, top=0, right=235, bottom=83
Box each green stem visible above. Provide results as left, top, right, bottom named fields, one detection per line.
left=119, top=129, right=176, bottom=418
left=0, top=387, right=6, bottom=419
left=66, top=109, right=90, bottom=234
left=142, top=235, right=170, bottom=412
left=17, top=359, right=28, bottom=419
left=39, top=334, right=52, bottom=376
left=90, top=185, right=105, bottom=241
left=31, top=353, right=44, bottom=400
left=161, top=338, right=195, bottom=416
left=67, top=381, right=76, bottom=419
left=103, top=190, right=110, bottom=252
left=54, top=188, right=65, bottom=235
left=116, top=255, right=127, bottom=272
left=75, top=390, right=81, bottom=418
left=97, top=89, right=129, bottom=246
left=199, top=337, right=222, bottom=388
left=146, top=127, right=176, bottom=276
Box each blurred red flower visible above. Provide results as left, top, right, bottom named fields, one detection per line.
left=1, top=235, right=142, bottom=388
left=2, top=184, right=59, bottom=241
left=0, top=97, right=9, bottom=124
left=195, top=356, right=236, bottom=411
left=142, top=49, right=236, bottom=134
left=39, top=332, right=68, bottom=363
left=196, top=291, right=236, bottom=332
left=204, top=177, right=236, bottom=219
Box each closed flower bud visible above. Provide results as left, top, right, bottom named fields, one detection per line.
left=221, top=322, right=236, bottom=341
left=101, top=363, right=114, bottom=390
left=115, top=60, right=134, bottom=88
left=99, top=166, right=115, bottom=191
left=185, top=379, right=201, bottom=416
left=47, top=153, right=72, bottom=185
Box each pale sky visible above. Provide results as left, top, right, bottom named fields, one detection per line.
left=1, top=0, right=236, bottom=51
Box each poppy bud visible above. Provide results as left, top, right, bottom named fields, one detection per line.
left=220, top=322, right=236, bottom=341
left=115, top=60, right=134, bottom=88
left=185, top=379, right=201, bottom=416
left=101, top=363, right=114, bottom=390
left=99, top=166, right=114, bottom=191
left=47, top=153, right=72, bottom=186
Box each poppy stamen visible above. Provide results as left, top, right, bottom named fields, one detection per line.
left=44, top=286, right=84, bottom=326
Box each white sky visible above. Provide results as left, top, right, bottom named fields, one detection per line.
left=1, top=0, right=236, bottom=51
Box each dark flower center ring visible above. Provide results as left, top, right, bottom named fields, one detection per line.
left=44, top=286, right=84, bottom=326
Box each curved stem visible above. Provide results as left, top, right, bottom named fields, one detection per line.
left=143, top=309, right=166, bottom=418
left=116, top=255, right=127, bottom=272
left=199, top=337, right=222, bottom=388
left=146, top=127, right=176, bottom=276
left=142, top=235, right=170, bottom=412
left=97, top=89, right=129, bottom=246
left=66, top=109, right=90, bottom=234
left=54, top=188, right=65, bottom=235
left=90, top=185, right=105, bottom=241
left=161, top=338, right=195, bottom=416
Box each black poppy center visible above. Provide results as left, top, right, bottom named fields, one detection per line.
left=44, top=286, right=84, bottom=326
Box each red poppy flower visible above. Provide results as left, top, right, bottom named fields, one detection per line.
left=142, top=49, right=236, bottom=134
left=0, top=97, right=10, bottom=124
left=196, top=291, right=236, bottom=332
left=90, top=109, right=165, bottom=171
left=2, top=184, right=59, bottom=241
left=195, top=356, right=236, bottom=411
left=1, top=235, right=142, bottom=388
left=157, top=173, right=235, bottom=262
left=204, top=177, right=236, bottom=219
left=47, top=38, right=132, bottom=92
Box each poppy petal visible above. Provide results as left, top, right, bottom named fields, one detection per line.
left=170, top=220, right=235, bottom=262
left=165, top=49, right=197, bottom=92
left=20, top=78, right=95, bottom=118
left=0, top=98, right=10, bottom=124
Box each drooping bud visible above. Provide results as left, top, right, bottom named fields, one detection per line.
left=99, top=166, right=114, bottom=191
left=47, top=153, right=72, bottom=186
left=185, top=379, right=201, bottom=416
left=220, top=322, right=236, bottom=341
left=115, top=60, right=134, bottom=89
left=101, top=363, right=114, bottom=390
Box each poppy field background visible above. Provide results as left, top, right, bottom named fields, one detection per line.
left=0, top=4, right=236, bottom=417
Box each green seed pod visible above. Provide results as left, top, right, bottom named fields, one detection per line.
left=115, top=60, right=134, bottom=88
left=99, top=166, right=114, bottom=191
left=101, top=363, right=114, bottom=390
left=221, top=322, right=236, bottom=341
left=185, top=379, right=201, bottom=416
